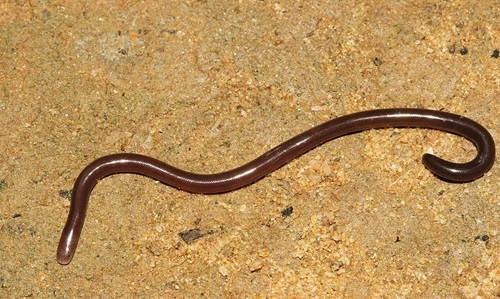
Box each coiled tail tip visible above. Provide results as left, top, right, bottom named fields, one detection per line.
left=422, top=153, right=490, bottom=182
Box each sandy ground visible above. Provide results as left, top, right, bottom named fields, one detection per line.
left=0, top=1, right=499, bottom=298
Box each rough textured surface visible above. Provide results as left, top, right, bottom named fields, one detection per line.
left=0, top=1, right=499, bottom=298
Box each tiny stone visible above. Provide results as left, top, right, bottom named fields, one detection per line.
left=0, top=179, right=6, bottom=190
left=281, top=206, right=293, bottom=217
left=491, top=49, right=499, bottom=58
left=59, top=189, right=72, bottom=200
left=248, top=259, right=264, bottom=272
left=42, top=9, right=51, bottom=22
left=218, top=265, right=230, bottom=277
left=331, top=260, right=344, bottom=271
left=460, top=47, right=468, bottom=55
left=178, top=228, right=215, bottom=244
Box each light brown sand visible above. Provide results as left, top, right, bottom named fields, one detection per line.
left=0, top=1, right=498, bottom=298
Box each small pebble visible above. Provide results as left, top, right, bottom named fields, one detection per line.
left=59, top=189, right=72, bottom=200
left=460, top=47, right=468, bottom=55
left=218, top=265, right=230, bottom=277
left=281, top=206, right=293, bottom=217
left=475, top=234, right=490, bottom=242
left=178, top=228, right=215, bottom=244
left=248, top=259, right=264, bottom=272
left=373, top=57, right=382, bottom=66
left=491, top=49, right=499, bottom=58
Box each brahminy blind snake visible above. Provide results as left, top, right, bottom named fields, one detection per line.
left=57, top=108, right=495, bottom=265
